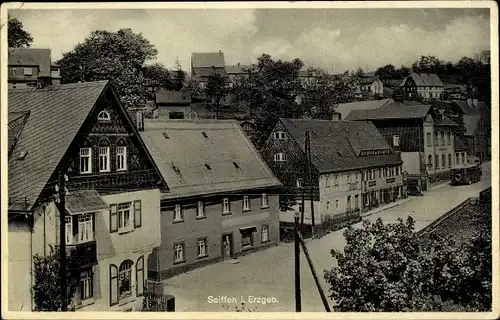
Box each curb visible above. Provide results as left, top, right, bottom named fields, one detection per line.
left=360, top=198, right=414, bottom=218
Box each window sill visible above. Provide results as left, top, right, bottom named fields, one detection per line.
left=173, top=259, right=186, bottom=265
left=99, top=170, right=111, bottom=173
left=261, top=206, right=270, bottom=209
left=242, top=245, right=254, bottom=252
left=261, top=240, right=270, bottom=244
left=242, top=209, right=252, bottom=213
left=80, top=171, right=92, bottom=175
left=197, top=254, right=209, bottom=260
left=173, top=219, right=184, bottom=224
left=222, top=212, right=232, bottom=216
left=196, top=215, right=207, bottom=220
left=75, top=298, right=95, bottom=310
left=118, top=228, right=134, bottom=235
left=117, top=168, right=128, bottom=172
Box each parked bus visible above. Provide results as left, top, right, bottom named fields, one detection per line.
left=450, top=164, right=482, bottom=185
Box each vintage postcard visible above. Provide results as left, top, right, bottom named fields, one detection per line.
left=1, top=1, right=498, bottom=320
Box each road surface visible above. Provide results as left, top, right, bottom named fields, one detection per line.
left=160, top=162, right=491, bottom=312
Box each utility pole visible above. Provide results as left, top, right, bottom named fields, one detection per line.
left=305, top=131, right=315, bottom=229
left=294, top=212, right=301, bottom=312
left=58, top=171, right=67, bottom=311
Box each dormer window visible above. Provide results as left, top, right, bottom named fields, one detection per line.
left=274, top=131, right=286, bottom=140
left=97, top=111, right=111, bottom=121
left=24, top=67, right=33, bottom=76
left=202, top=132, right=209, bottom=138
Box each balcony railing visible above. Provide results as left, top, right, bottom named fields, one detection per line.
left=64, top=240, right=98, bottom=269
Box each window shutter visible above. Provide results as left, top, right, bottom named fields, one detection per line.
left=109, top=204, right=118, bottom=233
left=134, top=200, right=142, bottom=228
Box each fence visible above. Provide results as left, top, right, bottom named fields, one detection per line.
left=142, top=292, right=175, bottom=312
left=314, top=210, right=361, bottom=239
left=417, top=197, right=472, bottom=237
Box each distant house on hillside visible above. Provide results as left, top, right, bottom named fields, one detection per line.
left=155, top=89, right=192, bottom=119
left=8, top=48, right=59, bottom=88
left=298, top=68, right=316, bottom=86
left=334, top=98, right=393, bottom=121
left=191, top=51, right=230, bottom=89
left=226, top=63, right=252, bottom=82
left=355, top=75, right=384, bottom=99
left=400, top=73, right=444, bottom=101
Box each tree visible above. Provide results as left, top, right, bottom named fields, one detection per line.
left=354, top=67, right=364, bottom=78
left=57, top=29, right=158, bottom=109
left=397, top=66, right=411, bottom=78
left=181, top=76, right=203, bottom=100
left=33, top=247, right=80, bottom=311
left=233, top=53, right=304, bottom=148
left=205, top=73, right=227, bottom=119
left=412, top=55, right=443, bottom=74
left=8, top=15, right=33, bottom=48
left=324, top=217, right=491, bottom=312
left=142, top=63, right=173, bottom=100
left=375, top=64, right=397, bottom=80
left=174, top=58, right=186, bottom=91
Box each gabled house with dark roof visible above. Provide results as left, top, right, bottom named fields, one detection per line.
left=355, top=75, right=384, bottom=99
left=155, top=89, right=192, bottom=119
left=400, top=73, right=444, bottom=101
left=191, top=51, right=230, bottom=89
left=260, top=119, right=404, bottom=220
left=139, top=119, right=281, bottom=280
left=346, top=100, right=459, bottom=190
left=8, top=81, right=168, bottom=311
left=8, top=48, right=56, bottom=89
left=226, top=63, right=252, bottom=82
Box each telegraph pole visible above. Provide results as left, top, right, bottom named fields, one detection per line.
left=58, top=171, right=67, bottom=311
left=305, top=131, right=315, bottom=229
left=294, top=212, right=301, bottom=312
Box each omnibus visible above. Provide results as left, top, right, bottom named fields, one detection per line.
left=450, top=164, right=482, bottom=185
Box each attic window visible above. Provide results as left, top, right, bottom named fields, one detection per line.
left=202, top=132, right=209, bottom=138
left=233, top=162, right=240, bottom=169
left=97, top=111, right=111, bottom=121
left=205, top=164, right=212, bottom=170
left=171, top=162, right=181, bottom=173
left=17, top=151, right=28, bottom=160
left=163, top=132, right=170, bottom=139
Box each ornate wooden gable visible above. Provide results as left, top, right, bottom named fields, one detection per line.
left=61, top=87, right=166, bottom=194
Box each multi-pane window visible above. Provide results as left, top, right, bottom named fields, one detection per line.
left=197, top=238, right=207, bottom=257
left=442, top=155, right=446, bottom=168
left=80, top=148, right=92, bottom=174
left=441, top=132, right=445, bottom=146
left=435, top=155, right=439, bottom=169
left=116, top=146, right=127, bottom=171
left=243, top=196, right=251, bottom=211
left=23, top=67, right=33, bottom=76
left=80, top=269, right=93, bottom=300
left=393, top=135, right=400, bottom=147
left=261, top=193, right=269, bottom=208
left=274, top=152, right=286, bottom=162
left=118, top=202, right=132, bottom=232
left=78, top=213, right=93, bottom=243
left=118, top=260, right=133, bottom=298
left=174, top=243, right=185, bottom=262
left=65, top=216, right=72, bottom=245
left=97, top=111, right=111, bottom=121
left=274, top=131, right=286, bottom=140
left=197, top=201, right=205, bottom=218
left=222, top=198, right=231, bottom=214
left=174, top=204, right=183, bottom=221
left=261, top=226, right=269, bottom=243
left=136, top=256, right=144, bottom=297
left=99, top=146, right=110, bottom=172
left=448, top=132, right=451, bottom=145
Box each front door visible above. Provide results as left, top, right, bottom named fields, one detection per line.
left=221, top=234, right=233, bottom=260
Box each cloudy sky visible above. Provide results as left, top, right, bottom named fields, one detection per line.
left=10, top=6, right=491, bottom=73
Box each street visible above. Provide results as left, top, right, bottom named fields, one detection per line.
left=161, top=162, right=491, bottom=312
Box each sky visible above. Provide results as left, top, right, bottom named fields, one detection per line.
left=10, top=6, right=491, bottom=74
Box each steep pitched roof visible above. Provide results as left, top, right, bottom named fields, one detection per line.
left=191, top=52, right=225, bottom=68
left=155, top=89, right=191, bottom=105
left=140, top=119, right=281, bottom=200
left=192, top=67, right=229, bottom=79
left=8, top=81, right=109, bottom=211
left=8, top=48, right=52, bottom=77
left=403, top=73, right=444, bottom=87
left=358, top=75, right=380, bottom=85
left=280, top=119, right=402, bottom=173
left=335, top=98, right=393, bottom=119
left=226, top=64, right=252, bottom=74
left=463, top=115, right=482, bottom=135
left=452, top=100, right=484, bottom=115
left=345, top=101, right=432, bottom=121
left=382, top=79, right=405, bottom=87
left=8, top=111, right=31, bottom=158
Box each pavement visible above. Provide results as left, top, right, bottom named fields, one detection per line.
left=160, top=162, right=491, bottom=312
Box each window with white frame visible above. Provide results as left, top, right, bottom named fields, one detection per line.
left=78, top=213, right=93, bottom=243
left=197, top=238, right=207, bottom=257
left=174, top=243, right=185, bottom=263
left=274, top=131, right=286, bottom=140
left=274, top=152, right=286, bottom=162
left=243, top=196, right=251, bottom=211
left=196, top=201, right=205, bottom=218
left=174, top=204, right=183, bottom=221
left=110, top=265, right=118, bottom=306
left=80, top=148, right=92, bottom=174
left=325, top=175, right=330, bottom=187
left=261, top=193, right=269, bottom=208
left=99, top=146, right=110, bottom=172
left=80, top=269, right=93, bottom=300
left=23, top=67, right=33, bottom=76
left=118, top=202, right=133, bottom=232
left=222, top=198, right=231, bottom=214
left=261, top=225, right=269, bottom=243
left=118, top=260, right=133, bottom=298
left=116, top=146, right=127, bottom=171
left=65, top=216, right=73, bottom=245
left=393, top=135, right=400, bottom=147
left=97, top=111, right=111, bottom=121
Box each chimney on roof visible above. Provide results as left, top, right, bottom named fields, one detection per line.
left=237, top=62, right=240, bottom=66
left=219, top=50, right=222, bottom=55
left=136, top=111, right=144, bottom=131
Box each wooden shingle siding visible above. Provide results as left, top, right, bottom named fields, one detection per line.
left=373, top=119, right=424, bottom=152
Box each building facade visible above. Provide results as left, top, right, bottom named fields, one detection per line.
left=7, top=81, right=168, bottom=311
left=139, top=119, right=282, bottom=281
left=191, top=51, right=230, bottom=89
left=8, top=48, right=60, bottom=88
left=399, top=73, right=444, bottom=101
left=155, top=89, right=192, bottom=120
left=260, top=119, right=403, bottom=221
left=356, top=76, right=384, bottom=99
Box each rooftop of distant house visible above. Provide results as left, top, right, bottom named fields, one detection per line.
left=155, top=89, right=192, bottom=105
left=402, top=73, right=444, bottom=87
left=191, top=51, right=225, bottom=68
left=8, top=47, right=52, bottom=77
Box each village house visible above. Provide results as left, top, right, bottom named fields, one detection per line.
left=334, top=98, right=393, bottom=121
left=154, top=89, right=192, bottom=120
left=399, top=73, right=444, bottom=101
left=355, top=75, right=384, bottom=99
left=345, top=99, right=459, bottom=191
left=8, top=48, right=60, bottom=88
left=191, top=51, right=231, bottom=89
left=226, top=63, right=252, bottom=82
left=260, top=119, right=403, bottom=220
left=139, top=119, right=282, bottom=281
left=7, top=80, right=168, bottom=311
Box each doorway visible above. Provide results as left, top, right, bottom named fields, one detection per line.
left=221, top=234, right=233, bottom=260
